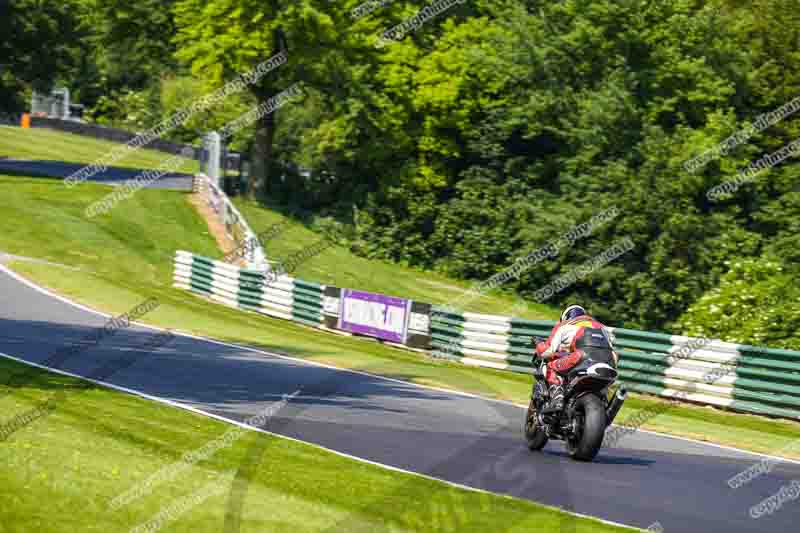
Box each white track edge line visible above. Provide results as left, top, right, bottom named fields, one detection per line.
left=0, top=264, right=523, bottom=406
left=2, top=262, right=799, bottom=467
left=0, top=349, right=642, bottom=532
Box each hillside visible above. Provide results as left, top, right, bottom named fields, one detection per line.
left=0, top=126, right=198, bottom=175
left=0, top=158, right=795, bottom=459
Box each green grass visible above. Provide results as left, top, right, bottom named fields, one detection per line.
left=0, top=357, right=629, bottom=533
left=0, top=126, right=198, bottom=174
left=1, top=173, right=798, bottom=463
left=234, top=198, right=559, bottom=319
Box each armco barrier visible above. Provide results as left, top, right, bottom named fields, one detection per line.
left=30, top=117, right=197, bottom=157
left=174, top=251, right=799, bottom=420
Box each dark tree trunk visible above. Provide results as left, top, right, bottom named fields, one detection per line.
left=248, top=108, right=275, bottom=201
left=247, top=26, right=287, bottom=202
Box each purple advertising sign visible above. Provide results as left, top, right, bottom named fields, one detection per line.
left=338, top=289, right=411, bottom=343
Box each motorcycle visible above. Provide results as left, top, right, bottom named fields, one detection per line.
left=525, top=336, right=627, bottom=462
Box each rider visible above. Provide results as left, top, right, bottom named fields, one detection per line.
left=534, top=304, right=617, bottom=413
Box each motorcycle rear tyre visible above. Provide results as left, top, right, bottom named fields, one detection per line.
left=567, top=394, right=606, bottom=462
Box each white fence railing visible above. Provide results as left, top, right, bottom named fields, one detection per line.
left=194, top=174, right=266, bottom=270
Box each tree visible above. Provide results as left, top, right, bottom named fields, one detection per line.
left=172, top=0, right=393, bottom=199
left=0, top=0, right=83, bottom=113
left=85, top=0, right=180, bottom=92
left=271, top=0, right=793, bottom=330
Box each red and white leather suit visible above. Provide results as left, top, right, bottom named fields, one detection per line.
left=535, top=315, right=617, bottom=385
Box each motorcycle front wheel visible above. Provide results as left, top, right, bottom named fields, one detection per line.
left=524, top=398, right=549, bottom=451
left=565, top=394, right=606, bottom=461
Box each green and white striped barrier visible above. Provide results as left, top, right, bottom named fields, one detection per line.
left=173, top=251, right=323, bottom=327
left=174, top=251, right=799, bottom=420
left=610, top=328, right=800, bottom=420
left=429, top=307, right=551, bottom=374
left=430, top=307, right=800, bottom=420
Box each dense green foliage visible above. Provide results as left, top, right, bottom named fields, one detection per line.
left=255, top=0, right=798, bottom=334
left=678, top=258, right=800, bottom=349
left=2, top=0, right=798, bottom=339
left=0, top=0, right=85, bottom=113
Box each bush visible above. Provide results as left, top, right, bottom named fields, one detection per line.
left=677, top=258, right=800, bottom=349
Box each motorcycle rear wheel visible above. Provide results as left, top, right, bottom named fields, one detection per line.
left=566, top=394, right=606, bottom=462
left=524, top=398, right=549, bottom=451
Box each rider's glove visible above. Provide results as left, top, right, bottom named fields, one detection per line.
left=535, top=341, right=548, bottom=355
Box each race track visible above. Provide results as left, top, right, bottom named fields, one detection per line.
left=0, top=266, right=798, bottom=532
left=0, top=159, right=193, bottom=190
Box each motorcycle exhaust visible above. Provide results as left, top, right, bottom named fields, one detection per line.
left=606, top=387, right=627, bottom=425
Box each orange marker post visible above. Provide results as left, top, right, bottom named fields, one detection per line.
left=20, top=113, right=30, bottom=129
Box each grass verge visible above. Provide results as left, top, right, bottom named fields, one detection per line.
left=233, top=198, right=558, bottom=319
left=0, top=126, right=198, bottom=175
left=0, top=356, right=630, bottom=532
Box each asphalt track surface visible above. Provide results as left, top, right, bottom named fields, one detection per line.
left=1, top=266, right=799, bottom=532
left=0, top=159, right=193, bottom=190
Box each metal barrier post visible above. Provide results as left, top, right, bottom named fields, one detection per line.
left=206, top=132, right=222, bottom=187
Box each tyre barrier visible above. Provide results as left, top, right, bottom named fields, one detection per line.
left=431, top=308, right=800, bottom=420
left=173, top=251, right=323, bottom=328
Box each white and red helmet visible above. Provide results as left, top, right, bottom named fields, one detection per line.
left=560, top=304, right=587, bottom=323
